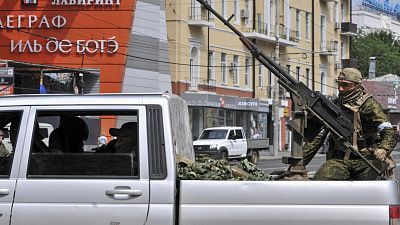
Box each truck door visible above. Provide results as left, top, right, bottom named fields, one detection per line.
left=234, top=129, right=247, bottom=156
left=0, top=108, right=28, bottom=225
left=11, top=106, right=150, bottom=225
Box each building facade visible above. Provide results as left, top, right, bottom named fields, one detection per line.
left=166, top=0, right=355, bottom=150
left=352, top=0, right=400, bottom=36
left=0, top=0, right=171, bottom=134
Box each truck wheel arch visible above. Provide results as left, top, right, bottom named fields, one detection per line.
left=219, top=148, right=229, bottom=162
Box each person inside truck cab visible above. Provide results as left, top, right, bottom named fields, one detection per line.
left=108, top=122, right=138, bottom=157
left=302, top=68, right=397, bottom=180
left=49, top=116, right=89, bottom=153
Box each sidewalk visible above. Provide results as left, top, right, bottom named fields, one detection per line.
left=260, top=149, right=400, bottom=161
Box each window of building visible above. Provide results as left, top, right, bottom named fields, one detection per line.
left=296, top=10, right=301, bottom=40
left=208, top=51, right=215, bottom=83
left=245, top=0, right=250, bottom=27
left=233, top=55, right=239, bottom=85
left=306, top=68, right=311, bottom=88
left=221, top=53, right=227, bottom=84
left=221, top=0, right=227, bottom=18
left=245, top=58, right=251, bottom=87
left=334, top=2, right=339, bottom=23
left=270, top=0, right=274, bottom=28
left=234, top=0, right=240, bottom=24
left=286, top=64, right=291, bottom=76
left=321, top=72, right=327, bottom=95
left=268, top=70, right=273, bottom=98
left=296, top=66, right=301, bottom=82
left=258, top=63, right=263, bottom=87
left=341, top=42, right=346, bottom=59
left=320, top=15, right=326, bottom=46
left=306, top=12, right=311, bottom=40
left=27, top=110, right=139, bottom=178
left=341, top=3, right=346, bottom=22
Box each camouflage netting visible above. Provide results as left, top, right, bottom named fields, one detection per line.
left=177, top=154, right=272, bottom=181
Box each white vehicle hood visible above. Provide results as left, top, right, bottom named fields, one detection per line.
left=193, top=139, right=225, bottom=146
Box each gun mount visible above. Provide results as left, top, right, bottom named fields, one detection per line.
left=196, top=0, right=384, bottom=178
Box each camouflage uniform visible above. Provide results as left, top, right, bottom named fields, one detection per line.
left=303, top=68, right=397, bottom=180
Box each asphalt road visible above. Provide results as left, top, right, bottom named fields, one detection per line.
left=258, top=152, right=400, bottom=180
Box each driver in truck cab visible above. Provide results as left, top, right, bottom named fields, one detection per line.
left=302, top=68, right=397, bottom=180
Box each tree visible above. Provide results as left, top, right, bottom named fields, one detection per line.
left=351, top=31, right=400, bottom=77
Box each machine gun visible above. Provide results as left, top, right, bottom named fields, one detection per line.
left=196, top=0, right=385, bottom=178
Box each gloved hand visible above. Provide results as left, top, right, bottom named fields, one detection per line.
left=374, top=148, right=387, bottom=161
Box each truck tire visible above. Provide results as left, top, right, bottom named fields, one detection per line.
left=248, top=150, right=259, bottom=164
left=219, top=149, right=228, bottom=162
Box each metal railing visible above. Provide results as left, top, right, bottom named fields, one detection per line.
left=241, top=21, right=269, bottom=35
left=188, top=6, right=214, bottom=21
left=320, top=40, right=338, bottom=53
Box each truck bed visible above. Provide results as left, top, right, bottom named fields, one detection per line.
left=247, top=138, right=269, bottom=150
left=179, top=180, right=400, bottom=225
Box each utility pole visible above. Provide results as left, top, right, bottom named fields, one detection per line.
left=273, top=0, right=280, bottom=156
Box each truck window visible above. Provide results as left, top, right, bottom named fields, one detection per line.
left=0, top=111, right=23, bottom=177
left=27, top=110, right=139, bottom=178
left=235, top=129, right=243, bottom=139
left=199, top=129, right=228, bottom=139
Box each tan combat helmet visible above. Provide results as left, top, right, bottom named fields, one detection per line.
left=338, top=68, right=363, bottom=83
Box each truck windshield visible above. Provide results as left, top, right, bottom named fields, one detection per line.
left=199, top=129, right=228, bottom=139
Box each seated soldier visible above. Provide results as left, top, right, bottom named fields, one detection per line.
left=108, top=122, right=138, bottom=157
left=49, top=117, right=89, bottom=153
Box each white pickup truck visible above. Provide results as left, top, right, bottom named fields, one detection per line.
left=193, top=126, right=269, bottom=164
left=0, top=93, right=398, bottom=225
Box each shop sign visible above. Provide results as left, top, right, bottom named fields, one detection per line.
left=236, top=99, right=259, bottom=111
left=0, top=85, right=14, bottom=96
left=51, top=0, right=121, bottom=6
left=2, top=5, right=120, bottom=54
left=0, top=68, right=14, bottom=86
left=182, top=93, right=271, bottom=112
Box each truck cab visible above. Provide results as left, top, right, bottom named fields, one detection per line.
left=193, top=127, right=247, bottom=161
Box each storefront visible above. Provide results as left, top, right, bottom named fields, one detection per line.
left=181, top=92, right=272, bottom=142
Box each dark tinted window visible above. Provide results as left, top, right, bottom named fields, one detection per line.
left=235, top=129, right=243, bottom=139
left=27, top=110, right=139, bottom=178
left=0, top=111, right=23, bottom=178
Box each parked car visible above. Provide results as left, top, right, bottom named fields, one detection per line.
left=193, top=126, right=269, bottom=164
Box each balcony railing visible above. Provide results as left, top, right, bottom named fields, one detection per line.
left=242, top=24, right=269, bottom=36
left=186, top=77, right=216, bottom=92
left=340, top=22, right=357, bottom=36
left=320, top=41, right=338, bottom=55
left=188, top=7, right=214, bottom=27
left=241, top=21, right=278, bottom=44
left=279, top=26, right=299, bottom=46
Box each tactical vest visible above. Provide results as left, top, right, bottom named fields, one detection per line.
left=328, top=93, right=375, bottom=160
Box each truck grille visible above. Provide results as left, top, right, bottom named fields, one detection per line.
left=194, top=145, right=210, bottom=151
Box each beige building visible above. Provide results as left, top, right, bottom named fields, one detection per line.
left=165, top=0, right=357, bottom=148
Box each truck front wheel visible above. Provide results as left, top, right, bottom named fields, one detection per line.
left=248, top=150, right=259, bottom=164
left=219, top=150, right=228, bottom=163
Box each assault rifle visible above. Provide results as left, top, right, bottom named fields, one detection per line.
left=196, top=0, right=385, bottom=178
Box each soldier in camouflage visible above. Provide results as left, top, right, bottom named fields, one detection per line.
left=303, top=68, right=397, bottom=180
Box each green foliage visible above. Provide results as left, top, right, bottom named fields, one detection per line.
left=177, top=154, right=272, bottom=181
left=351, top=31, right=400, bottom=77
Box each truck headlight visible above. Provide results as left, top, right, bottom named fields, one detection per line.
left=210, top=144, right=218, bottom=149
